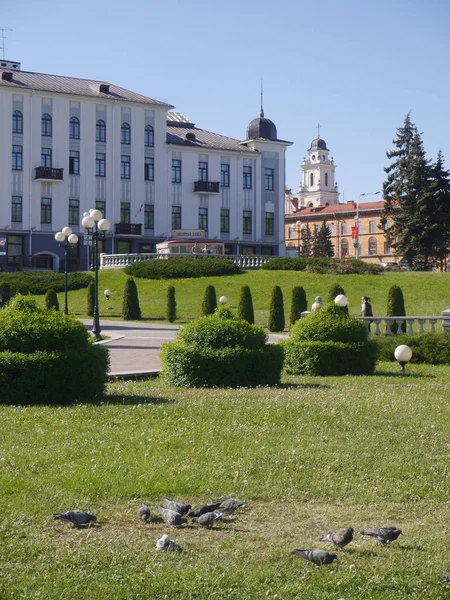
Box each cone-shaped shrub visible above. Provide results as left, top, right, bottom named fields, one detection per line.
left=290, top=286, right=307, bottom=326
left=328, top=282, right=348, bottom=314
left=387, top=284, right=406, bottom=333
left=122, top=277, right=142, bottom=320
left=87, top=280, right=95, bottom=317
left=268, top=286, right=285, bottom=332
left=237, top=285, right=254, bottom=324
left=166, top=285, right=176, bottom=323
left=45, top=288, right=59, bottom=311
left=202, top=285, right=217, bottom=316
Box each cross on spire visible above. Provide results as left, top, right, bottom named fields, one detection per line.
left=316, top=122, right=321, bottom=139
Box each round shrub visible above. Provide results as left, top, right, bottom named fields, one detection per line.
left=177, top=315, right=267, bottom=350
left=45, top=288, right=59, bottom=311
left=291, top=304, right=368, bottom=344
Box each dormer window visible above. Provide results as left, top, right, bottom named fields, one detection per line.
left=99, top=84, right=110, bottom=94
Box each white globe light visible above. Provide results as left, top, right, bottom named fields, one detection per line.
left=68, top=234, right=78, bottom=244
left=104, top=289, right=112, bottom=298
left=55, top=231, right=65, bottom=243
left=61, top=226, right=72, bottom=237
left=89, top=208, right=102, bottom=222
left=295, top=220, right=302, bottom=228
left=83, top=211, right=90, bottom=217
left=334, top=294, right=349, bottom=307
left=82, top=215, right=95, bottom=229
left=219, top=296, right=228, bottom=305
left=394, top=345, right=412, bottom=363
left=98, top=218, right=111, bottom=232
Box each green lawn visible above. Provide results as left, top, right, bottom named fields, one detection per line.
left=1, top=363, right=450, bottom=598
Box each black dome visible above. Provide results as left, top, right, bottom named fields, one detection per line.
left=246, top=111, right=278, bottom=141
left=310, top=138, right=328, bottom=150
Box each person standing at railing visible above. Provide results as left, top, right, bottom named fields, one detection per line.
left=361, top=296, right=373, bottom=331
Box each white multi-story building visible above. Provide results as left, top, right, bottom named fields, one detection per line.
left=0, top=61, right=291, bottom=270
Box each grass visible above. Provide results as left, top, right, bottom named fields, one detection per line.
left=1, top=362, right=450, bottom=598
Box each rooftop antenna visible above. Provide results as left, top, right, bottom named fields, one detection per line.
left=0, top=29, right=12, bottom=60
left=316, top=122, right=321, bottom=139
left=260, top=78, right=264, bottom=117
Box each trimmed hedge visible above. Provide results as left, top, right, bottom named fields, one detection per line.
left=125, top=257, right=241, bottom=280
left=290, top=304, right=368, bottom=343
left=202, top=285, right=217, bottom=316
left=237, top=285, right=254, bottom=324
left=166, top=285, right=176, bottom=323
left=45, top=288, right=59, bottom=311
left=0, top=271, right=92, bottom=295
left=261, top=257, right=383, bottom=275
left=268, top=286, right=285, bottom=332
left=290, top=286, right=307, bottom=327
left=373, top=332, right=450, bottom=365
left=177, top=315, right=267, bottom=349
left=122, top=277, right=142, bottom=320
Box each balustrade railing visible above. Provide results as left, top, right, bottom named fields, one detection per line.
left=358, top=316, right=443, bottom=335
left=99, top=252, right=273, bottom=270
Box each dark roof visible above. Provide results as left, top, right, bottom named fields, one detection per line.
left=309, top=138, right=328, bottom=151
left=246, top=115, right=278, bottom=141
left=0, top=68, right=173, bottom=108
left=167, top=125, right=258, bottom=154
left=287, top=201, right=386, bottom=221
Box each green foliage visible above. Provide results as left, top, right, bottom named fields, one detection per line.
left=291, top=304, right=367, bottom=343
left=213, top=306, right=235, bottom=320
left=299, top=224, right=313, bottom=257
left=374, top=332, right=450, bottom=365
left=122, top=277, right=142, bottom=320
left=327, top=282, right=349, bottom=314
left=201, top=285, right=217, bottom=316
left=0, top=270, right=92, bottom=295
left=177, top=315, right=266, bottom=350
left=289, top=286, right=307, bottom=326
left=387, top=285, right=406, bottom=333
left=45, top=288, right=59, bottom=311
left=0, top=281, right=11, bottom=306
left=125, top=257, right=241, bottom=280
left=261, top=257, right=383, bottom=274
left=312, top=220, right=335, bottom=257
left=268, top=286, right=285, bottom=332
left=166, top=285, right=176, bottom=323
left=87, top=280, right=95, bottom=317
left=237, top=285, right=254, bottom=324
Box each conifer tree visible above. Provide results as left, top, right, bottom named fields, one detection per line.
left=386, top=285, right=406, bottom=333
left=312, top=220, right=334, bottom=257
left=122, top=277, right=142, bottom=320
left=268, top=286, right=285, bottom=332
left=290, top=286, right=307, bottom=326
left=300, top=225, right=313, bottom=257
left=202, top=285, right=217, bottom=315
left=429, top=151, right=450, bottom=271
left=327, top=282, right=348, bottom=314
left=166, top=285, right=176, bottom=323
left=237, top=285, right=254, bottom=324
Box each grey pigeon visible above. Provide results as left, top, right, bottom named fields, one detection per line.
left=191, top=511, right=223, bottom=528
left=188, top=502, right=222, bottom=518
left=360, top=526, right=403, bottom=544
left=217, top=498, right=246, bottom=516
left=162, top=498, right=191, bottom=516
left=291, top=549, right=338, bottom=566
left=442, top=573, right=450, bottom=582
left=158, top=506, right=187, bottom=526
left=54, top=510, right=97, bottom=527
left=320, top=527, right=354, bottom=550
left=137, top=503, right=150, bottom=523
left=156, top=534, right=177, bottom=551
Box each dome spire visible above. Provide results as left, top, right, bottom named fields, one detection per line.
left=260, top=78, right=264, bottom=118
left=316, top=122, right=321, bottom=139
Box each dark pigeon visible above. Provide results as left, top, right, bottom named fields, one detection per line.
left=291, top=549, right=338, bottom=566
left=54, top=510, right=97, bottom=527
left=191, top=511, right=223, bottom=528
left=217, top=498, right=246, bottom=516
left=360, top=526, right=403, bottom=544
left=137, top=503, right=150, bottom=523
left=188, top=502, right=222, bottom=518
left=158, top=506, right=187, bottom=527
left=162, top=498, right=191, bottom=516
left=320, top=527, right=354, bottom=549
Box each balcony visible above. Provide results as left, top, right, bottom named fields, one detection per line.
left=35, top=167, right=64, bottom=181
left=193, top=181, right=220, bottom=194
left=115, top=223, right=142, bottom=236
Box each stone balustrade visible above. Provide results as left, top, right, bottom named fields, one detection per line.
left=358, top=316, right=443, bottom=335
left=99, top=253, right=272, bottom=270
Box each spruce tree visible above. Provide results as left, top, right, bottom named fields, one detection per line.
left=290, top=286, right=307, bottom=326
left=312, top=220, right=334, bottom=257
left=122, top=277, right=142, bottom=320
left=237, top=285, right=254, bottom=324
left=202, top=285, right=217, bottom=315
left=429, top=151, right=450, bottom=271
left=386, top=284, right=406, bottom=334
left=268, top=286, right=285, bottom=332
left=87, top=280, right=95, bottom=317
left=45, top=289, right=59, bottom=311
left=300, top=225, right=313, bottom=257
left=166, top=285, right=176, bottom=323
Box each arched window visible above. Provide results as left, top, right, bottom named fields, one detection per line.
left=329, top=222, right=334, bottom=235
left=96, top=119, right=106, bottom=142
left=69, top=117, right=80, bottom=139
left=310, top=173, right=314, bottom=186
left=325, top=172, right=329, bottom=186
left=121, top=122, right=131, bottom=145
left=368, top=237, right=377, bottom=255
left=341, top=221, right=348, bottom=235
left=12, top=110, right=23, bottom=134
left=42, top=113, right=52, bottom=137
left=144, top=125, right=154, bottom=147
left=340, top=239, right=349, bottom=258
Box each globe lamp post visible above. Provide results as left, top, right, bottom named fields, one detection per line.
left=394, top=344, right=412, bottom=371
left=219, top=296, right=228, bottom=305
left=55, top=226, right=79, bottom=315
left=334, top=294, right=349, bottom=308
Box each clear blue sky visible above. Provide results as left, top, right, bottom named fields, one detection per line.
left=2, top=0, right=449, bottom=202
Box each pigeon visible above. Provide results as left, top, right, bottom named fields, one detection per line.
left=320, top=527, right=354, bottom=550
left=188, top=502, right=222, bottom=518
left=54, top=510, right=97, bottom=527
left=442, top=573, right=450, bottom=582
left=291, top=549, right=338, bottom=566
left=217, top=498, right=246, bottom=516
left=360, top=526, right=403, bottom=544
left=162, top=498, right=191, bottom=516
left=191, top=511, right=223, bottom=528
left=156, top=534, right=177, bottom=551
left=157, top=506, right=187, bottom=527
left=137, top=503, right=150, bottom=523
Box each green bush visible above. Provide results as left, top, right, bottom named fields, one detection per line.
left=177, top=315, right=266, bottom=349
left=261, top=257, right=383, bottom=275
left=290, top=286, right=307, bottom=326
left=122, top=277, right=142, bottom=320
left=0, top=281, right=11, bottom=306
left=125, top=257, right=241, bottom=280
left=0, top=271, right=92, bottom=295
left=387, top=285, right=406, bottom=333
left=166, top=285, right=176, bottom=323
left=237, top=285, right=254, bottom=324
left=373, top=332, right=450, bottom=365
left=202, top=285, right=217, bottom=316
left=268, top=286, right=285, bottom=332
left=87, top=280, right=95, bottom=317
left=291, top=304, right=368, bottom=343
left=327, top=282, right=349, bottom=315
left=45, top=289, right=59, bottom=311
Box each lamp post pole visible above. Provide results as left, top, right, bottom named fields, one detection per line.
left=355, top=191, right=381, bottom=259
left=55, top=227, right=79, bottom=315
left=295, top=220, right=302, bottom=256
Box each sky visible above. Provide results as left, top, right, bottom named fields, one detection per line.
left=2, top=0, right=450, bottom=203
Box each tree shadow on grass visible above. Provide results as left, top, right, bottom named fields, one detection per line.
left=278, top=383, right=330, bottom=390
left=88, top=395, right=175, bottom=407
left=375, top=370, right=435, bottom=380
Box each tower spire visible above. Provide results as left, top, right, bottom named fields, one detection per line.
left=260, top=79, right=264, bottom=118
left=316, top=122, right=321, bottom=139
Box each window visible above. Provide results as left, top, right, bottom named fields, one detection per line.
left=120, top=202, right=130, bottom=223
left=243, top=166, right=252, bottom=189
left=289, top=226, right=295, bottom=239
left=265, top=168, right=274, bottom=191
left=340, top=239, right=349, bottom=258
left=12, top=145, right=23, bottom=170
left=144, top=125, right=154, bottom=147
left=12, top=110, right=23, bottom=134
left=310, top=173, right=314, bottom=186
left=221, top=164, right=230, bottom=187
left=198, top=207, right=208, bottom=231
left=243, top=210, right=252, bottom=234
left=172, top=159, right=181, bottom=183
left=41, top=148, right=52, bottom=168
left=7, top=235, right=23, bottom=266
left=368, top=237, right=377, bottom=255
left=329, top=223, right=335, bottom=236
left=69, top=150, right=79, bottom=175
left=198, top=161, right=208, bottom=182
left=144, top=204, right=154, bottom=229
left=172, top=206, right=181, bottom=230
left=96, top=119, right=106, bottom=142
left=96, top=153, right=106, bottom=177
left=95, top=201, right=106, bottom=217
left=220, top=208, right=230, bottom=233
left=384, top=242, right=391, bottom=254
left=41, top=113, right=52, bottom=137
left=121, top=122, right=131, bottom=145
left=121, top=155, right=131, bottom=179
left=68, top=199, right=79, bottom=225
left=144, top=157, right=154, bottom=181
left=369, top=220, right=376, bottom=233
left=41, top=197, right=52, bottom=224
left=11, top=196, right=22, bottom=223
left=69, top=117, right=80, bottom=139
left=325, top=173, right=329, bottom=186
left=265, top=212, right=274, bottom=235
left=341, top=221, right=348, bottom=235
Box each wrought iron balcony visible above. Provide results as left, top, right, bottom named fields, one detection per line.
left=35, top=167, right=64, bottom=181
left=115, top=223, right=142, bottom=235
left=193, top=181, right=220, bottom=194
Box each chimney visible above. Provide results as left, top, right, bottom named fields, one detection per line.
left=99, top=84, right=110, bottom=94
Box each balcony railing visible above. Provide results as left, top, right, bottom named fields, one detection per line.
left=100, top=252, right=273, bottom=270
left=35, top=167, right=64, bottom=181
left=193, top=181, right=220, bottom=194
left=115, top=223, right=142, bottom=235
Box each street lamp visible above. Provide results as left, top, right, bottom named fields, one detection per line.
left=82, top=209, right=111, bottom=340
left=394, top=344, right=412, bottom=371
left=55, top=226, right=79, bottom=315
left=295, top=220, right=302, bottom=256
left=219, top=296, right=228, bottom=305
left=354, top=191, right=381, bottom=259
left=334, top=294, right=349, bottom=308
